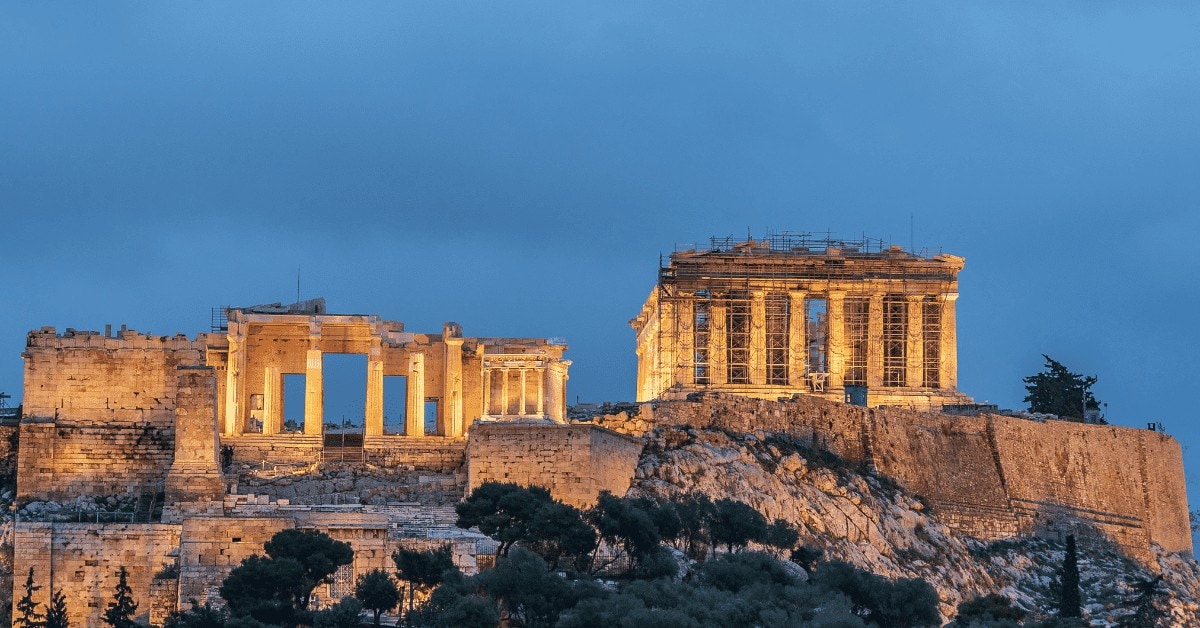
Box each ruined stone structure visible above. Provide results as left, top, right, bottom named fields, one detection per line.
left=632, top=234, right=972, bottom=409
left=12, top=301, right=632, bottom=628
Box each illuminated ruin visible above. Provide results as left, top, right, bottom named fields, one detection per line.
left=632, top=233, right=972, bottom=409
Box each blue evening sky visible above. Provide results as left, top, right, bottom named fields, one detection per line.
left=3, top=3, right=1199, bottom=506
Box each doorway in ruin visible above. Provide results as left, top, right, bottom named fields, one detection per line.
left=383, top=375, right=408, bottom=435
left=424, top=399, right=438, bottom=435
left=322, top=353, right=366, bottom=451
left=805, top=298, right=828, bottom=376
left=282, top=374, right=306, bottom=432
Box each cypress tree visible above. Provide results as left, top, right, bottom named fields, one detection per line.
left=44, top=589, right=70, bottom=628
left=102, top=566, right=139, bottom=628
left=1059, top=534, right=1081, bottom=618
left=14, top=567, right=43, bottom=628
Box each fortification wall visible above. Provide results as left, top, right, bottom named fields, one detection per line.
left=17, top=421, right=175, bottom=501
left=18, top=330, right=209, bottom=501
left=467, top=423, right=644, bottom=508
left=619, top=393, right=1191, bottom=559
left=12, top=523, right=181, bottom=628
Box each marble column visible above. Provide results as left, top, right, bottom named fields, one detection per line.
left=518, top=369, right=528, bottom=415
left=223, top=337, right=242, bottom=436
left=304, top=344, right=324, bottom=436
left=536, top=367, right=545, bottom=415
left=749, top=290, right=767, bottom=385
left=787, top=291, right=806, bottom=386
left=262, top=366, right=281, bottom=435
left=500, top=368, right=510, bottom=416
left=406, top=352, right=425, bottom=437
left=826, top=291, right=846, bottom=391
left=709, top=300, right=728, bottom=385
left=365, top=338, right=384, bottom=437
left=676, top=297, right=695, bottom=386
left=444, top=337, right=464, bottom=437
left=906, top=295, right=924, bottom=388
left=867, top=293, right=884, bottom=389
left=939, top=293, right=959, bottom=390
left=482, top=368, right=492, bottom=416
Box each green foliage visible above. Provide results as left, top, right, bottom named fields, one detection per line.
left=709, top=498, right=769, bottom=553
left=1058, top=534, right=1081, bottom=618
left=1023, top=355, right=1100, bottom=420
left=393, top=545, right=458, bottom=620
left=354, top=569, right=399, bottom=627
left=102, top=568, right=139, bottom=627
left=14, top=567, right=42, bottom=628
left=764, top=519, right=801, bottom=554
left=699, top=551, right=797, bottom=592
left=524, top=500, right=597, bottom=570
left=163, top=602, right=228, bottom=628
left=429, top=596, right=498, bottom=628
left=668, top=492, right=716, bottom=560
left=455, top=482, right=554, bottom=556
left=310, top=597, right=362, bottom=628
left=950, top=593, right=1025, bottom=626
left=220, top=555, right=309, bottom=626
left=472, top=548, right=606, bottom=627
left=1126, top=574, right=1164, bottom=627
left=812, top=561, right=940, bottom=628
left=790, top=545, right=824, bottom=572
left=589, top=491, right=661, bottom=568
left=44, top=589, right=70, bottom=628
left=101, top=567, right=140, bottom=628
left=263, top=529, right=354, bottom=610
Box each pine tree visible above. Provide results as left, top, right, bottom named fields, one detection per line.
left=1059, top=534, right=1081, bottom=618
left=44, top=589, right=70, bottom=628
left=102, top=567, right=139, bottom=628
left=14, top=567, right=43, bottom=628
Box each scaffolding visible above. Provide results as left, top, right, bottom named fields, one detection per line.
left=636, top=231, right=964, bottom=405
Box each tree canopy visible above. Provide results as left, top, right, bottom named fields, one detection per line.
left=1023, top=355, right=1101, bottom=420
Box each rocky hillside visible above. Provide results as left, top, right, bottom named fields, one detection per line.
left=628, top=423, right=1200, bottom=625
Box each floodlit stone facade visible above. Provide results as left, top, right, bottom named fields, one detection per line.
left=632, top=235, right=972, bottom=409
left=12, top=300, right=614, bottom=628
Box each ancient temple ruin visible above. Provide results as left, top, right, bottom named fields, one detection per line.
left=632, top=234, right=972, bottom=409
left=215, top=299, right=571, bottom=438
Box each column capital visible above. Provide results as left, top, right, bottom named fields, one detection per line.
left=939, top=292, right=960, bottom=302
left=905, top=294, right=924, bottom=303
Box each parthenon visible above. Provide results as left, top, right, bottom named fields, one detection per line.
left=631, top=233, right=972, bottom=409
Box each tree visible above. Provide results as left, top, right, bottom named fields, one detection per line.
left=455, top=482, right=554, bottom=556
left=587, top=492, right=659, bottom=570
left=709, top=499, right=768, bottom=554
left=951, top=593, right=1025, bottom=626
left=163, top=602, right=228, bottom=628
left=393, top=545, right=457, bottom=619
left=102, top=567, right=139, bottom=628
left=220, top=555, right=308, bottom=626
left=1058, top=534, right=1081, bottom=618
left=14, top=567, right=42, bottom=628
left=354, top=569, right=399, bottom=627
left=1023, top=355, right=1100, bottom=420
left=263, top=529, right=354, bottom=610
left=310, top=597, right=362, bottom=628
left=44, top=589, right=70, bottom=628
left=763, top=519, right=800, bottom=556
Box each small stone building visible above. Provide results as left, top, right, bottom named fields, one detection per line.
left=631, top=234, right=973, bottom=409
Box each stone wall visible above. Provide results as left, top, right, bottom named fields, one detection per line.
left=17, top=421, right=175, bottom=502
left=466, top=423, right=644, bottom=508
left=18, top=330, right=208, bottom=502
left=362, top=436, right=466, bottom=472
left=612, top=393, right=1191, bottom=560
left=13, top=522, right=181, bottom=628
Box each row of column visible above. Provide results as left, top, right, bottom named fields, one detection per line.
left=222, top=341, right=572, bottom=438
left=660, top=290, right=957, bottom=393
left=480, top=361, right=568, bottom=422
